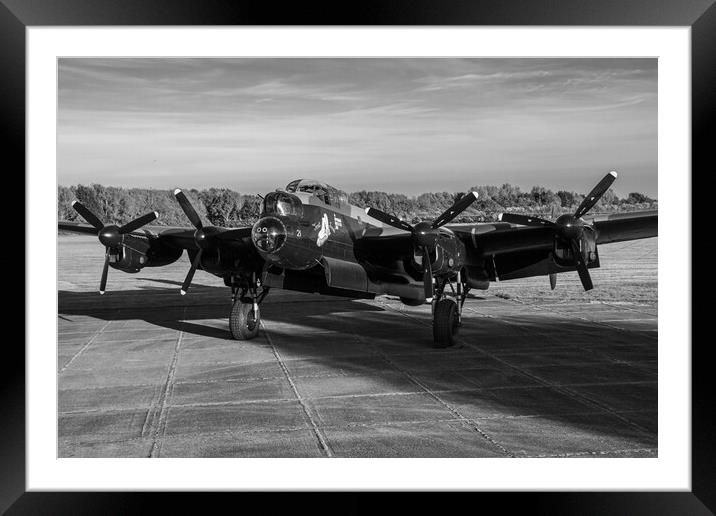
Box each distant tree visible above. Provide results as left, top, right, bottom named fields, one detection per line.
left=626, top=192, right=653, bottom=204
left=58, top=186, right=77, bottom=221
left=556, top=190, right=575, bottom=208
left=529, top=186, right=560, bottom=206
left=238, top=195, right=262, bottom=224
left=594, top=187, right=619, bottom=210
left=198, top=188, right=243, bottom=227
left=496, top=184, right=522, bottom=207
left=58, top=182, right=657, bottom=231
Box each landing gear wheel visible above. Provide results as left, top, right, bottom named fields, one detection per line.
left=230, top=300, right=260, bottom=340
left=432, top=299, right=459, bottom=348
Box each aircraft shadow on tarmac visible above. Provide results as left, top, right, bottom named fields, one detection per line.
left=58, top=281, right=657, bottom=451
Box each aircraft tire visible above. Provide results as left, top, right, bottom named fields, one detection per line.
left=432, top=299, right=459, bottom=348
left=230, top=300, right=260, bottom=340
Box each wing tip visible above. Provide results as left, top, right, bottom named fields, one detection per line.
left=471, top=191, right=479, bottom=199
left=180, top=289, right=187, bottom=296
left=609, top=170, right=618, bottom=178
left=153, top=210, right=160, bottom=219
left=71, top=200, right=78, bottom=207
left=173, top=188, right=182, bottom=196
left=99, top=290, right=105, bottom=295
left=497, top=213, right=503, bottom=221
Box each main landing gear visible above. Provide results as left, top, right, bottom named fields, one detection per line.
left=431, top=271, right=469, bottom=349
left=229, top=273, right=269, bottom=340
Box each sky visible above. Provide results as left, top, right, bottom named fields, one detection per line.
left=58, top=58, right=657, bottom=198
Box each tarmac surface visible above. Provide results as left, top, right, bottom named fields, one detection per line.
left=58, top=235, right=658, bottom=458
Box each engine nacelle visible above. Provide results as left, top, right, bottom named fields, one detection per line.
left=412, top=228, right=466, bottom=278
left=109, top=235, right=151, bottom=273
left=553, top=225, right=598, bottom=266
left=109, top=235, right=184, bottom=272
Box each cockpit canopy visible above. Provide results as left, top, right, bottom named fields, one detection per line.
left=262, top=191, right=303, bottom=218
left=285, top=179, right=348, bottom=207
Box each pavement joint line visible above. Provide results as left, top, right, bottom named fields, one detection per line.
left=354, top=316, right=515, bottom=458
left=467, top=303, right=658, bottom=375
left=262, top=320, right=334, bottom=458
left=58, top=379, right=657, bottom=414
left=599, top=301, right=658, bottom=317
left=600, top=318, right=658, bottom=323
left=465, top=303, right=652, bottom=367
left=459, top=306, right=657, bottom=438
left=60, top=408, right=659, bottom=450
left=58, top=353, right=656, bottom=385
left=58, top=319, right=113, bottom=374
left=529, top=447, right=658, bottom=458
left=507, top=298, right=658, bottom=341
left=58, top=381, right=659, bottom=415
left=380, top=299, right=656, bottom=440
left=147, top=307, right=186, bottom=458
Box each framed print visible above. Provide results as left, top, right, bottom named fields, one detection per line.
left=5, top=0, right=708, bottom=513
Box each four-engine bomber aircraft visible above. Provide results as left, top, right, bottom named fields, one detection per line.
left=59, top=172, right=657, bottom=347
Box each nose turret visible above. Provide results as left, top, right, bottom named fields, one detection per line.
left=252, top=216, right=287, bottom=254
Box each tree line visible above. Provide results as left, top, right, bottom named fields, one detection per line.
left=58, top=183, right=657, bottom=228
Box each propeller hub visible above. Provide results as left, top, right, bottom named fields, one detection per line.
left=193, top=228, right=211, bottom=249
left=555, top=214, right=583, bottom=240
left=98, top=225, right=122, bottom=248
left=414, top=221, right=438, bottom=248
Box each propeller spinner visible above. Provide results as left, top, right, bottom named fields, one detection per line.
left=71, top=201, right=158, bottom=294
left=366, top=191, right=479, bottom=300
left=499, top=171, right=618, bottom=291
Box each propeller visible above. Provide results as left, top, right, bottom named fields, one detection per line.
left=71, top=200, right=158, bottom=294
left=173, top=188, right=216, bottom=295
left=499, top=171, right=617, bottom=291
left=366, top=191, right=479, bottom=300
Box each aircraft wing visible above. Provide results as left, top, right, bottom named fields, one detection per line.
left=591, top=212, right=658, bottom=245
left=58, top=221, right=180, bottom=239
left=155, top=226, right=255, bottom=251
left=450, top=211, right=658, bottom=256
left=58, top=221, right=101, bottom=235
left=356, top=211, right=657, bottom=265
left=59, top=221, right=255, bottom=250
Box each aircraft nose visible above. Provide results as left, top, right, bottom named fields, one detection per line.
left=252, top=216, right=287, bottom=254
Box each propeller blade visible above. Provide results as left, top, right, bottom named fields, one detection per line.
left=72, top=201, right=104, bottom=230
left=180, top=249, right=203, bottom=295
left=423, top=248, right=434, bottom=301
left=365, top=207, right=414, bottom=233
left=174, top=189, right=203, bottom=229
left=570, top=239, right=593, bottom=291
left=432, top=191, right=479, bottom=228
left=119, top=211, right=159, bottom=234
left=58, top=222, right=101, bottom=235
left=549, top=273, right=557, bottom=290
left=99, top=248, right=110, bottom=294
left=498, top=213, right=555, bottom=227
left=573, top=170, right=618, bottom=219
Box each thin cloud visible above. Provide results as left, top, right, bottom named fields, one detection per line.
left=58, top=58, right=657, bottom=198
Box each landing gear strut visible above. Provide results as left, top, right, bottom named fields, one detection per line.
left=228, top=273, right=269, bottom=340
left=431, top=271, right=469, bottom=348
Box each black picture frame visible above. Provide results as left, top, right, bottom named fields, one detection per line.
left=4, top=0, right=707, bottom=513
